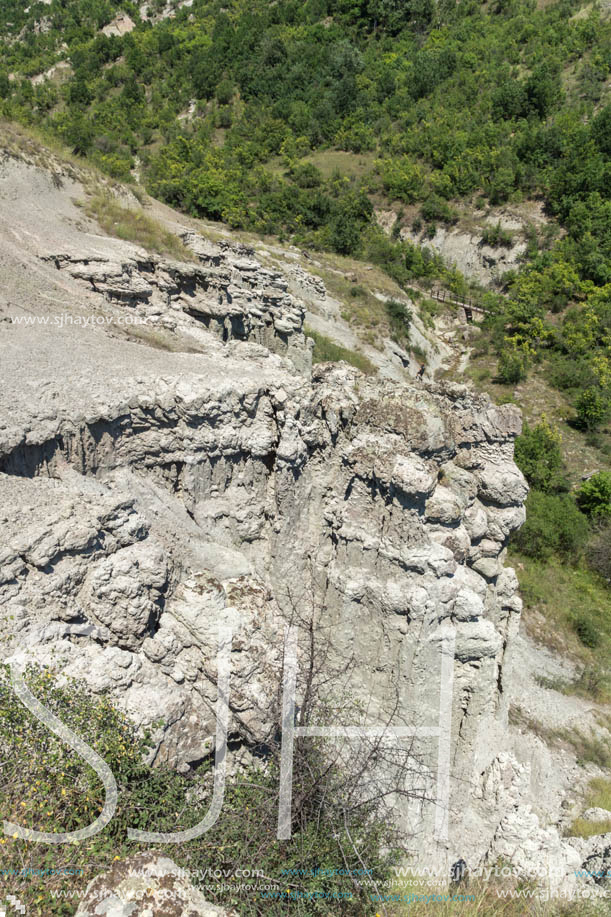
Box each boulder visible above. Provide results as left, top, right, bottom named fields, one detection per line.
left=75, top=853, right=231, bottom=916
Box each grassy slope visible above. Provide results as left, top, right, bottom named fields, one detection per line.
left=509, top=549, right=610, bottom=676
left=464, top=354, right=611, bottom=486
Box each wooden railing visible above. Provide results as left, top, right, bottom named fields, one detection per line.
left=427, top=287, right=489, bottom=323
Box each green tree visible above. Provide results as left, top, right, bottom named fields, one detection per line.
left=64, top=112, right=95, bottom=155
left=69, top=76, right=93, bottom=106
left=514, top=419, right=566, bottom=493
left=525, top=64, right=562, bottom=118
left=591, top=103, right=611, bottom=155
left=216, top=78, right=234, bottom=106
left=492, top=80, right=526, bottom=120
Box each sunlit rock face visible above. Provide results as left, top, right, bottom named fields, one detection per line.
left=0, top=152, right=540, bottom=881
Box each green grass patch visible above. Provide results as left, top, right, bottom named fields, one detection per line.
left=510, top=550, right=611, bottom=688
left=83, top=193, right=196, bottom=262
left=582, top=776, right=611, bottom=811
left=569, top=815, right=611, bottom=839
left=315, top=264, right=392, bottom=345
left=304, top=150, right=377, bottom=181
left=306, top=326, right=376, bottom=375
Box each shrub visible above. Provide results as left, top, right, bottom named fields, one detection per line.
left=0, top=664, right=399, bottom=916
left=546, top=354, right=596, bottom=393
left=573, top=666, right=611, bottom=700
left=574, top=615, right=600, bottom=649
left=512, top=491, right=589, bottom=560
left=330, top=209, right=364, bottom=255
left=537, top=666, right=610, bottom=702
left=497, top=348, right=528, bottom=384
left=575, top=387, right=610, bottom=431
left=289, top=161, right=323, bottom=188
left=92, top=151, right=133, bottom=181
left=385, top=298, right=411, bottom=343
left=378, top=156, right=423, bottom=203
left=420, top=193, right=457, bottom=225
left=0, top=70, right=11, bottom=99
left=215, top=79, right=234, bottom=105
left=217, top=105, right=232, bottom=128
left=576, top=472, right=611, bottom=520
left=514, top=419, right=566, bottom=493
left=481, top=221, right=514, bottom=248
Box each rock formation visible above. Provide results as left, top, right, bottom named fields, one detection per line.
left=75, top=853, right=231, bottom=916
left=0, top=147, right=605, bottom=897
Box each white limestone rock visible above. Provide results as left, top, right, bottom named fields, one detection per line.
left=75, top=853, right=231, bottom=916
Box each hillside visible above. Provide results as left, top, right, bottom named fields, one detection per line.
left=1, top=0, right=609, bottom=455
left=0, top=118, right=606, bottom=917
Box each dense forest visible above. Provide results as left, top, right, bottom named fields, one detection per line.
left=0, top=0, right=609, bottom=428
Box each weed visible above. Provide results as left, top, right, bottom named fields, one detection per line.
left=482, top=222, right=515, bottom=248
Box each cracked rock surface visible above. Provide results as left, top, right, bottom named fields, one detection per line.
left=0, top=149, right=601, bottom=893
left=74, top=853, right=232, bottom=916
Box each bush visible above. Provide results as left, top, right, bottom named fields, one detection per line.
left=420, top=193, right=457, bottom=225
left=0, top=664, right=399, bottom=916
left=378, top=156, right=423, bottom=203
left=217, top=105, right=232, bottom=128
left=575, top=387, right=610, bottom=431
left=215, top=78, right=234, bottom=105
left=514, top=419, right=566, bottom=493
left=0, top=70, right=11, bottom=99
left=289, top=161, right=323, bottom=188
left=497, top=348, right=528, bottom=384
left=512, top=491, right=589, bottom=560
left=547, top=354, right=596, bottom=393
left=92, top=151, right=133, bottom=181
left=385, top=298, right=411, bottom=343
left=576, top=471, right=611, bottom=520
left=574, top=616, right=600, bottom=649
left=481, top=221, right=514, bottom=248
